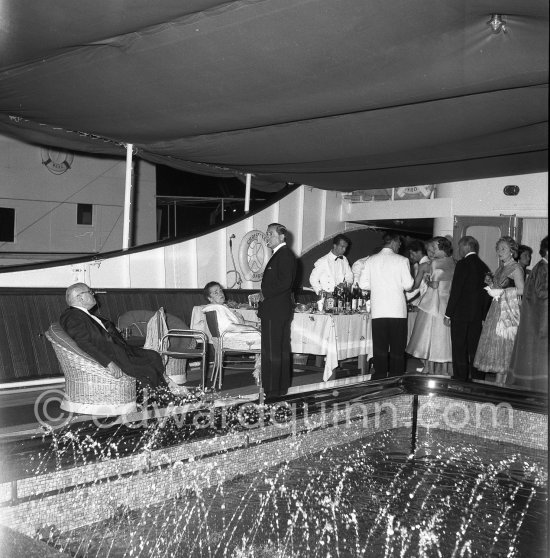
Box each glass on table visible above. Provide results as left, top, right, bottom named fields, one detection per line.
left=248, top=293, right=260, bottom=308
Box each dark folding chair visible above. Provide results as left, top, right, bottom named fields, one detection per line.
left=204, top=309, right=261, bottom=390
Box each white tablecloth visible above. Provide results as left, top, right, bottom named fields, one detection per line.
left=291, top=312, right=371, bottom=381
left=191, top=305, right=418, bottom=383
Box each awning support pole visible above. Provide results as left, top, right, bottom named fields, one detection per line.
left=122, top=143, right=133, bottom=250
left=244, top=173, right=251, bottom=213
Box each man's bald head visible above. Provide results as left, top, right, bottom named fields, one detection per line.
left=66, top=283, right=95, bottom=309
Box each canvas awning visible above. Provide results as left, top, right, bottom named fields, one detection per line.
left=0, top=0, right=547, bottom=191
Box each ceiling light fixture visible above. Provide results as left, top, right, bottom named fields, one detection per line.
left=487, top=14, right=507, bottom=34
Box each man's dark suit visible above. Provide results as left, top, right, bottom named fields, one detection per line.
left=60, top=307, right=166, bottom=389
left=445, top=253, right=490, bottom=381
left=257, top=245, right=297, bottom=399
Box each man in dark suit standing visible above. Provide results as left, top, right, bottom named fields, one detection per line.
left=60, top=283, right=186, bottom=395
left=444, top=236, right=490, bottom=382
left=257, top=223, right=297, bottom=401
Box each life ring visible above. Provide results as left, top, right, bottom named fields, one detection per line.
left=395, top=185, right=434, bottom=199
left=238, top=230, right=271, bottom=282
left=41, top=147, right=74, bottom=175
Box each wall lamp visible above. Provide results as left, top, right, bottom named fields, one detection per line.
left=487, top=14, right=507, bottom=34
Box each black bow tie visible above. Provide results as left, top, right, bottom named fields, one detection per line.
left=335, top=256, right=343, bottom=260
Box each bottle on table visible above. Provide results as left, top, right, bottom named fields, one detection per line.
left=351, top=282, right=361, bottom=311
left=317, top=290, right=326, bottom=312
left=336, top=287, right=344, bottom=313
left=325, top=289, right=335, bottom=312
left=344, top=283, right=352, bottom=312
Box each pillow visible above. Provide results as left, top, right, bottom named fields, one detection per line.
left=48, top=323, right=102, bottom=365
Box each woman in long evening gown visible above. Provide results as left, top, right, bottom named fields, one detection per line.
left=508, top=236, right=548, bottom=392
left=473, top=236, right=524, bottom=384
left=406, top=237, right=455, bottom=375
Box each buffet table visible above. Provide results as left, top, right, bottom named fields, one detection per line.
left=190, top=305, right=371, bottom=382
left=291, top=312, right=371, bottom=381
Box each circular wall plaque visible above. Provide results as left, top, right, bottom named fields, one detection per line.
left=41, top=147, right=74, bottom=175
left=238, top=230, right=271, bottom=282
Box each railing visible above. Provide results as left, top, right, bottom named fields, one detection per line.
left=342, top=185, right=436, bottom=202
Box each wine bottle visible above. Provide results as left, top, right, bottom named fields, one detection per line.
left=336, top=287, right=343, bottom=313
left=317, top=290, right=326, bottom=312
left=351, top=282, right=360, bottom=311
left=325, top=289, right=335, bottom=312
left=345, top=284, right=352, bottom=312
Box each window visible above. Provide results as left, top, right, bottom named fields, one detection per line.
left=0, top=208, right=15, bottom=242
left=77, top=203, right=93, bottom=225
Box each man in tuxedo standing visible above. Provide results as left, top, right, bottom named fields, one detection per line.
left=444, top=236, right=490, bottom=382
left=309, top=234, right=353, bottom=294
left=60, top=283, right=186, bottom=395
left=257, top=223, right=297, bottom=401
left=359, top=232, right=413, bottom=377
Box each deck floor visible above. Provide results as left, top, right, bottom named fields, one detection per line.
left=0, top=355, right=427, bottom=441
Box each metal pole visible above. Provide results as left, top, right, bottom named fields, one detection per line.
left=245, top=173, right=252, bottom=213
left=122, top=143, right=133, bottom=250
left=221, top=198, right=225, bottom=221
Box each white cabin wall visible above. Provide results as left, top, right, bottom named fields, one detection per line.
left=0, top=135, right=157, bottom=261
left=433, top=173, right=548, bottom=237
left=1, top=176, right=546, bottom=289
left=165, top=239, right=198, bottom=288
left=324, top=191, right=346, bottom=243
left=278, top=188, right=303, bottom=255
left=302, top=187, right=326, bottom=251
left=0, top=185, right=345, bottom=288
left=225, top=219, right=251, bottom=289
left=343, top=173, right=547, bottom=240
left=196, top=229, right=226, bottom=290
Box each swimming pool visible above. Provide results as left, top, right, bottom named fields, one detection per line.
left=56, top=426, right=547, bottom=557
left=1, top=381, right=547, bottom=557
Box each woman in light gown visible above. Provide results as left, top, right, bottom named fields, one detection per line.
left=202, top=281, right=261, bottom=382
left=406, top=236, right=455, bottom=375
left=473, top=236, right=524, bottom=384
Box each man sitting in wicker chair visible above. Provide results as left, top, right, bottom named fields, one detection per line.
left=60, top=283, right=189, bottom=400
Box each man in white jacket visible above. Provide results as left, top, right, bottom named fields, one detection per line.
left=352, top=256, right=370, bottom=285
left=309, top=234, right=353, bottom=294
left=359, top=232, right=413, bottom=377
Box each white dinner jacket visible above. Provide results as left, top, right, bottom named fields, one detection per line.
left=351, top=256, right=370, bottom=285
left=309, top=251, right=353, bottom=294
left=358, top=248, right=414, bottom=318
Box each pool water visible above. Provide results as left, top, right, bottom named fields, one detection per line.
left=57, top=427, right=547, bottom=557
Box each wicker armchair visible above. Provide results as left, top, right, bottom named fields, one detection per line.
left=45, top=323, right=137, bottom=416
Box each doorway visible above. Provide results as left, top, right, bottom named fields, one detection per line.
left=453, top=216, right=521, bottom=268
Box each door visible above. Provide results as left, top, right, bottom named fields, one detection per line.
left=453, top=216, right=522, bottom=269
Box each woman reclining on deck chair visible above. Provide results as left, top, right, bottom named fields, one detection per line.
left=203, top=281, right=261, bottom=384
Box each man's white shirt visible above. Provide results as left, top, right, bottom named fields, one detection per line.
left=72, top=305, right=108, bottom=331
left=358, top=248, right=414, bottom=318
left=309, top=252, right=353, bottom=294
